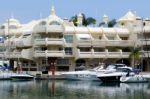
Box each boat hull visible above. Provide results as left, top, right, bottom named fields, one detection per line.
left=98, top=76, right=121, bottom=82
left=63, top=74, right=99, bottom=81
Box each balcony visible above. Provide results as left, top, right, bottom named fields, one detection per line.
left=16, top=36, right=32, bottom=47
left=144, top=26, right=150, bottom=33
left=33, top=25, right=46, bottom=33
left=76, top=49, right=130, bottom=59
left=140, top=51, right=150, bottom=58
left=93, top=52, right=106, bottom=58
left=46, top=25, right=64, bottom=33
left=76, top=39, right=135, bottom=47
left=34, top=50, right=65, bottom=58
left=140, top=39, right=150, bottom=45
left=34, top=38, right=65, bottom=46
left=76, top=40, right=92, bottom=47
left=5, top=49, right=33, bottom=60
left=0, top=29, right=5, bottom=35
left=105, top=40, right=135, bottom=47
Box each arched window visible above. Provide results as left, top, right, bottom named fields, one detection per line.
left=39, top=21, right=46, bottom=25
left=49, top=21, right=60, bottom=25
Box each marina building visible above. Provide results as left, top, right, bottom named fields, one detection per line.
left=0, top=7, right=150, bottom=72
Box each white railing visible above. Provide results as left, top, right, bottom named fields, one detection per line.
left=76, top=39, right=134, bottom=47
left=34, top=39, right=46, bottom=45
left=33, top=26, right=46, bottom=33
left=34, top=50, right=64, bottom=58
left=34, top=38, right=65, bottom=46
left=46, top=25, right=64, bottom=33
left=140, top=39, right=150, bottom=45
left=77, top=50, right=131, bottom=59
left=47, top=38, right=65, bottom=45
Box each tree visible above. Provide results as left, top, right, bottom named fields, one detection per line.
left=129, top=47, right=141, bottom=68
left=70, top=13, right=96, bottom=26
left=86, top=17, right=96, bottom=26
left=108, top=19, right=116, bottom=27
left=70, top=15, right=77, bottom=26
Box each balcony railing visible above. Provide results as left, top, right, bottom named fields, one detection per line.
left=76, top=39, right=135, bottom=47
left=5, top=49, right=33, bottom=60
left=34, top=38, right=65, bottom=46
left=33, top=26, right=46, bottom=33
left=140, top=39, right=150, bottom=45
left=34, top=50, right=65, bottom=58
left=46, top=25, right=64, bottom=33
left=76, top=49, right=130, bottom=59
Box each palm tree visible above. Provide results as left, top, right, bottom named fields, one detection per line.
left=70, top=13, right=96, bottom=26
left=129, top=47, right=141, bottom=68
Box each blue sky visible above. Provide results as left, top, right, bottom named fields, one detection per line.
left=0, top=0, right=150, bottom=24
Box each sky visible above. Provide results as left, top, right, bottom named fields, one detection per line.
left=0, top=0, right=150, bottom=24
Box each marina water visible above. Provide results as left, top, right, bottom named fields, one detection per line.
left=0, top=80, right=150, bottom=99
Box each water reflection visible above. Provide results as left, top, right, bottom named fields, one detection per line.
left=0, top=80, right=150, bottom=99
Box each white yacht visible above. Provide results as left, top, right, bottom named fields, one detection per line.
left=97, top=67, right=135, bottom=82
left=0, top=70, right=15, bottom=80
left=97, top=66, right=148, bottom=83
left=61, top=64, right=126, bottom=81
left=10, top=73, right=34, bottom=81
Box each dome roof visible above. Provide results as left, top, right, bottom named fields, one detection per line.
left=5, top=18, right=20, bottom=27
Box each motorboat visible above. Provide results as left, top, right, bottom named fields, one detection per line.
left=61, top=64, right=126, bottom=81
left=10, top=73, right=34, bottom=81
left=142, top=74, right=150, bottom=81
left=120, top=74, right=148, bottom=83
left=0, top=70, right=15, bottom=80
left=97, top=67, right=135, bottom=82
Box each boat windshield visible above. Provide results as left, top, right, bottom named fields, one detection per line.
left=106, top=65, right=116, bottom=70
left=117, top=67, right=133, bottom=72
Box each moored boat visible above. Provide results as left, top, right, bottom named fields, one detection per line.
left=61, top=64, right=127, bottom=81
left=10, top=73, right=34, bottom=81
left=97, top=66, right=135, bottom=82
left=120, top=75, right=148, bottom=83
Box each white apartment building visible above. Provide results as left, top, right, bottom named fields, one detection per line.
left=0, top=7, right=150, bottom=72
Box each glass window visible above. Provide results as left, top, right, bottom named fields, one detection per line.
left=65, top=47, right=72, bottom=55
left=49, top=21, right=60, bottom=25
left=64, top=35, right=73, bottom=43
left=57, top=59, right=69, bottom=65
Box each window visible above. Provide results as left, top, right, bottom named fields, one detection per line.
left=57, top=59, right=69, bottom=65
left=49, top=21, right=60, bottom=25
left=65, top=47, right=72, bottom=55
left=39, top=21, right=46, bottom=25
left=0, top=37, right=4, bottom=43
left=64, top=35, right=73, bottom=43
left=120, top=37, right=128, bottom=40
